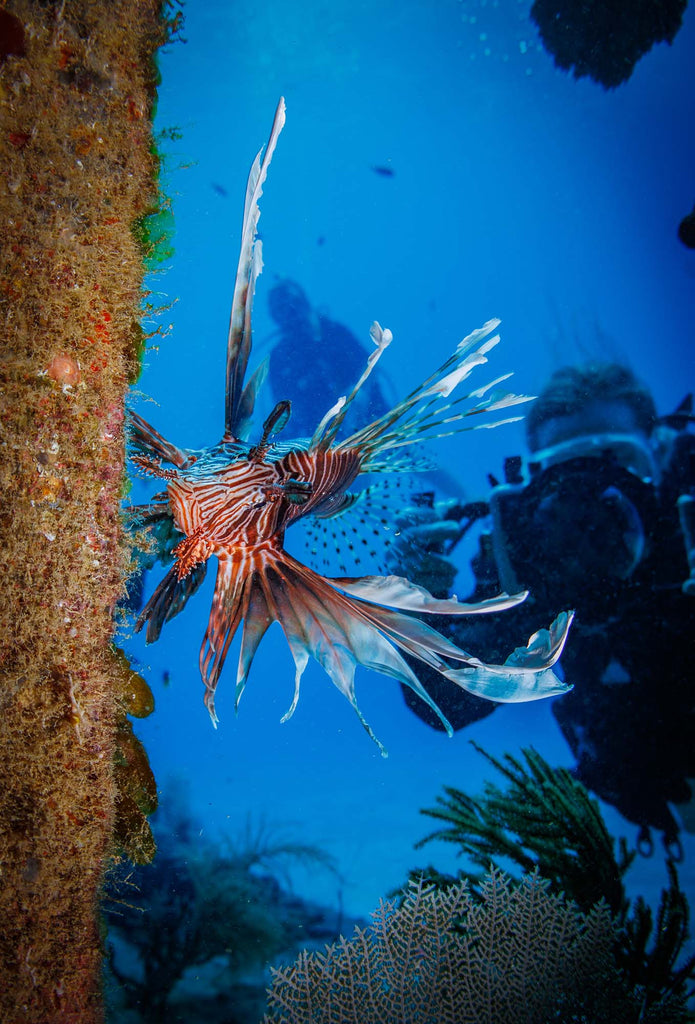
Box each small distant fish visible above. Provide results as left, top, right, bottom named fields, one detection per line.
left=371, top=165, right=395, bottom=177
left=212, top=182, right=229, bottom=197
left=127, top=99, right=572, bottom=754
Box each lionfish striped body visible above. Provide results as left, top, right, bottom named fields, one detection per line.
left=128, top=99, right=572, bottom=754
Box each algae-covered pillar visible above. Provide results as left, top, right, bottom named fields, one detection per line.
left=0, top=1, right=168, bottom=1018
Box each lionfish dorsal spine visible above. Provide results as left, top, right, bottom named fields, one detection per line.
left=224, top=97, right=286, bottom=440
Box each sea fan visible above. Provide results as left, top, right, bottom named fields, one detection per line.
left=263, top=868, right=655, bottom=1023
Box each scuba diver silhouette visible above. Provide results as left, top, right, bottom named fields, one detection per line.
left=267, top=279, right=389, bottom=439
left=388, top=362, right=695, bottom=857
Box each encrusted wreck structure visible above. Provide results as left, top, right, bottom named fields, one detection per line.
left=0, top=2, right=168, bottom=1018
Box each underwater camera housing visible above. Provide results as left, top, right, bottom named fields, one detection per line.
left=488, top=434, right=664, bottom=618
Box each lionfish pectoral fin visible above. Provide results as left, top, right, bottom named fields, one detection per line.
left=226, top=554, right=399, bottom=754
left=199, top=556, right=250, bottom=725
left=333, top=573, right=527, bottom=615
left=279, top=643, right=308, bottom=723
left=234, top=575, right=275, bottom=710
left=324, top=574, right=573, bottom=705
left=442, top=610, right=575, bottom=702
left=505, top=609, right=574, bottom=669
left=136, top=561, right=208, bottom=642
left=443, top=664, right=570, bottom=703
left=204, top=689, right=220, bottom=728
left=191, top=550, right=567, bottom=748
left=127, top=410, right=189, bottom=468
left=261, top=556, right=462, bottom=754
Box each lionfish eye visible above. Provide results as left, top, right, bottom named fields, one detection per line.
left=283, top=478, right=313, bottom=505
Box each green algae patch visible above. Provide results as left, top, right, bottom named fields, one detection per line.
left=132, top=198, right=176, bottom=269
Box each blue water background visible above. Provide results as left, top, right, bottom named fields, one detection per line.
left=126, top=0, right=695, bottom=919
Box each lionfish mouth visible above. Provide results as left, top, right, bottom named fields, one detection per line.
left=127, top=98, right=573, bottom=755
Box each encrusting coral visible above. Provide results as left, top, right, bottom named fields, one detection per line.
left=0, top=1, right=177, bottom=1018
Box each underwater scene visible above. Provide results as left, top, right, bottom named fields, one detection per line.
left=113, top=0, right=695, bottom=1020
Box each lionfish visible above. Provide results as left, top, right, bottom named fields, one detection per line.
left=128, top=98, right=572, bottom=755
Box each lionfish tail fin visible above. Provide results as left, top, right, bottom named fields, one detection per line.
left=196, top=547, right=570, bottom=753
left=225, top=97, right=286, bottom=439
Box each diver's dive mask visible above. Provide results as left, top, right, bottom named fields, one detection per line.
left=529, top=432, right=660, bottom=486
